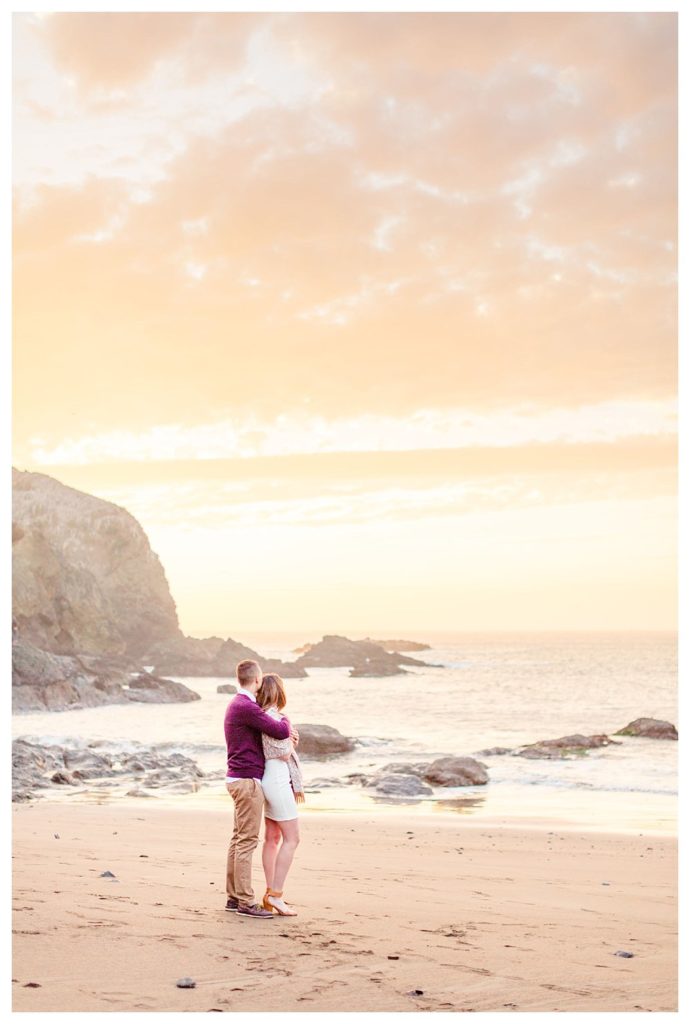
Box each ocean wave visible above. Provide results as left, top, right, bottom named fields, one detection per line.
left=487, top=775, right=677, bottom=796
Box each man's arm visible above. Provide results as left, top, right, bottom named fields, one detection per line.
left=239, top=701, right=291, bottom=739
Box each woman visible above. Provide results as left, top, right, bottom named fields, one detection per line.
left=257, top=673, right=304, bottom=917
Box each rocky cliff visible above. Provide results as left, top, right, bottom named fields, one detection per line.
left=12, top=468, right=306, bottom=702
left=12, top=468, right=181, bottom=658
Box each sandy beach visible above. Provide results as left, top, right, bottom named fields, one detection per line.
left=12, top=801, right=677, bottom=1012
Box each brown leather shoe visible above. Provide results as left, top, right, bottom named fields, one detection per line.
left=237, top=902, right=274, bottom=919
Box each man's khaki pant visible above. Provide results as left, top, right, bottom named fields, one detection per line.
left=226, top=778, right=265, bottom=905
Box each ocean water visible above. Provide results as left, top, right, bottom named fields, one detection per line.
left=13, top=632, right=677, bottom=833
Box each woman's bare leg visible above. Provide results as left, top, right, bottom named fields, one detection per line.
left=262, top=817, right=281, bottom=890
left=267, top=819, right=300, bottom=912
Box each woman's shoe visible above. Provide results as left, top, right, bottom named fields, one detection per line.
left=262, top=888, right=298, bottom=916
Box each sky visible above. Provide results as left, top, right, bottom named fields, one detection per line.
left=12, top=11, right=677, bottom=636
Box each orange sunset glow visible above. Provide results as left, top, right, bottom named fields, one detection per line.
left=12, top=12, right=677, bottom=634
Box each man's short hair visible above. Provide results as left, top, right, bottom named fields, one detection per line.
left=236, top=659, right=261, bottom=685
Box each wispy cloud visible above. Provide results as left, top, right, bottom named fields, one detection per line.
left=26, top=399, right=677, bottom=466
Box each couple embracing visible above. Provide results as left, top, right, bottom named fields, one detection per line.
left=224, top=659, right=304, bottom=919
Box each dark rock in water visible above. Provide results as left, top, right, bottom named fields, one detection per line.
left=294, top=723, right=356, bottom=757
left=536, top=733, right=617, bottom=750
left=517, top=734, right=621, bottom=759
left=294, top=635, right=431, bottom=674
left=475, top=747, right=513, bottom=757
left=12, top=644, right=199, bottom=712
left=176, top=978, right=196, bottom=989
left=261, top=658, right=308, bottom=679
left=350, top=662, right=408, bottom=677
left=142, top=633, right=306, bottom=678
left=306, top=777, right=342, bottom=789
left=379, top=761, right=429, bottom=778
left=210, top=636, right=271, bottom=675
left=141, top=635, right=225, bottom=677
left=127, top=673, right=200, bottom=703
left=422, top=756, right=489, bottom=787
left=368, top=773, right=433, bottom=797
left=12, top=467, right=181, bottom=658
left=343, top=772, right=369, bottom=785
left=211, top=638, right=307, bottom=679
left=615, top=718, right=677, bottom=740
left=217, top=683, right=237, bottom=694
left=517, top=747, right=567, bottom=761
left=366, top=638, right=432, bottom=652
left=12, top=641, right=132, bottom=713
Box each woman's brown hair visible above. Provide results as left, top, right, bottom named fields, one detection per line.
left=257, top=673, right=287, bottom=710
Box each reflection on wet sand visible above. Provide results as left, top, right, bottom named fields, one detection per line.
left=367, top=793, right=487, bottom=814
left=433, top=795, right=486, bottom=814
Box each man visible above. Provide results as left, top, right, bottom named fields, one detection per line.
left=224, top=659, right=299, bottom=918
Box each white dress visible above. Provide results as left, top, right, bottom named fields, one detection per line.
left=261, top=708, right=298, bottom=822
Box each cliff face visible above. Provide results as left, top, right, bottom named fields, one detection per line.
left=12, top=468, right=181, bottom=658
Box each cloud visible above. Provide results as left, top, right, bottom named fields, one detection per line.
left=13, top=12, right=677, bottom=452
left=34, top=13, right=255, bottom=91
left=20, top=434, right=676, bottom=497
left=23, top=399, right=677, bottom=466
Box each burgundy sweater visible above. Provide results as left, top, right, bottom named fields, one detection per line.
left=224, top=692, right=291, bottom=779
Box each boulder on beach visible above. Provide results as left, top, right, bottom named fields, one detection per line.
left=517, top=733, right=620, bottom=759
left=12, top=739, right=65, bottom=800
left=368, top=773, right=433, bottom=797
left=126, top=673, right=201, bottom=703
left=614, top=718, right=678, bottom=740
left=294, top=723, right=356, bottom=757
left=63, top=746, right=117, bottom=780
left=422, top=756, right=489, bottom=787
left=12, top=739, right=206, bottom=802
left=217, top=683, right=238, bottom=694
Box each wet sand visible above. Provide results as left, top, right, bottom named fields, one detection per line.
left=12, top=801, right=677, bottom=1012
